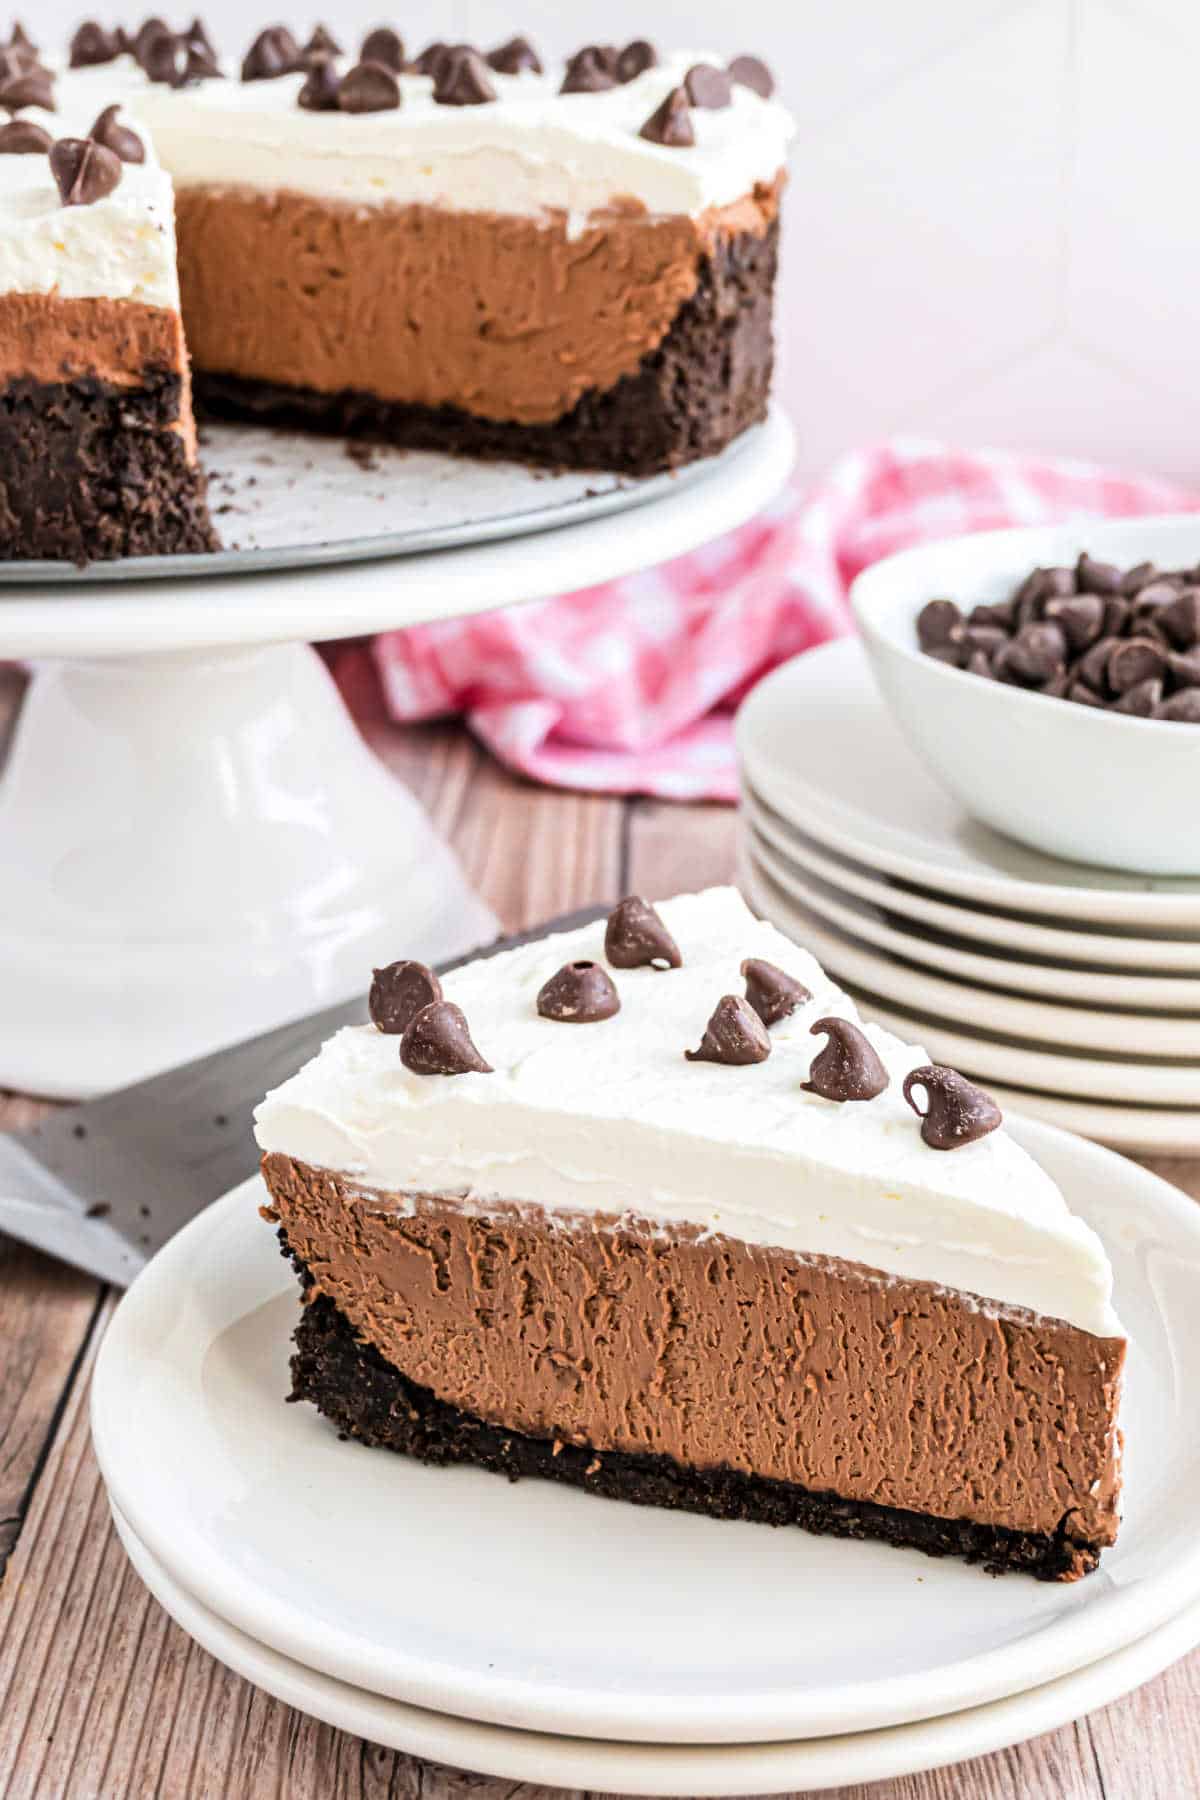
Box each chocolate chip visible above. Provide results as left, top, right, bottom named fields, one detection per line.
left=1120, top=560, right=1158, bottom=595
left=241, top=25, right=300, bottom=80
left=1159, top=688, right=1200, bottom=723
left=741, top=957, right=811, bottom=1027
left=1076, top=634, right=1120, bottom=693
left=4, top=20, right=35, bottom=56
left=1159, top=588, right=1200, bottom=650
left=400, top=1001, right=491, bottom=1076
left=89, top=104, right=145, bottom=163
left=1129, top=579, right=1177, bottom=615
left=144, top=31, right=217, bottom=86
left=302, top=24, right=342, bottom=60
left=298, top=54, right=339, bottom=109
left=915, top=598, right=961, bottom=649
left=998, top=621, right=1067, bottom=686
left=1067, top=681, right=1106, bottom=708
left=0, top=64, right=52, bottom=109
left=1075, top=551, right=1123, bottom=595
left=561, top=46, right=617, bottom=93
left=903, top=1065, right=1001, bottom=1150
left=1168, top=648, right=1200, bottom=689
left=966, top=649, right=994, bottom=679
left=1043, top=594, right=1104, bottom=652
left=639, top=87, right=694, bottom=147
left=1041, top=566, right=1078, bottom=598
left=69, top=21, right=120, bottom=66
left=537, top=959, right=621, bottom=1023
left=616, top=39, right=656, bottom=82
left=184, top=16, right=218, bottom=60
left=803, top=1018, right=888, bottom=1103
left=968, top=599, right=1015, bottom=630
left=685, top=994, right=771, bottom=1066
left=132, top=17, right=169, bottom=61
left=1113, top=676, right=1162, bottom=717
left=485, top=34, right=541, bottom=74
left=338, top=60, right=401, bottom=112
left=1108, top=636, right=1166, bottom=694
left=361, top=27, right=404, bottom=71
left=0, top=115, right=48, bottom=149
left=684, top=62, right=733, bottom=108
left=604, top=896, right=682, bottom=970
left=958, top=623, right=1008, bottom=656
left=433, top=47, right=496, bottom=105
left=370, top=959, right=443, bottom=1034
left=1102, top=595, right=1132, bottom=638
left=409, top=40, right=448, bottom=75
left=50, top=135, right=121, bottom=206
left=728, top=52, right=774, bottom=96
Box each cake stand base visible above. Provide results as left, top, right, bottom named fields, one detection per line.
left=0, top=644, right=498, bottom=1098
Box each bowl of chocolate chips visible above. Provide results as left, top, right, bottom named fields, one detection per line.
left=852, top=517, right=1200, bottom=874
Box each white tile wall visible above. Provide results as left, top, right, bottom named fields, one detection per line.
left=34, top=0, right=1197, bottom=480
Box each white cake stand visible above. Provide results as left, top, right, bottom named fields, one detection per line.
left=0, top=410, right=794, bottom=1098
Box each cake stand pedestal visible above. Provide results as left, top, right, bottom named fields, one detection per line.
left=0, top=410, right=794, bottom=1097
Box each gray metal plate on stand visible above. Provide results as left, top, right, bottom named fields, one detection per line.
left=0, top=419, right=764, bottom=585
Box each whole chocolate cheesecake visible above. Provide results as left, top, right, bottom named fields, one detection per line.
left=254, top=888, right=1127, bottom=1582
left=0, top=20, right=792, bottom=559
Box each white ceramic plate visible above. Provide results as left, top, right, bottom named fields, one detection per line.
left=743, top=829, right=1200, bottom=1056
left=0, top=418, right=767, bottom=584
left=740, top=849, right=1200, bottom=1106
left=744, top=799, right=1200, bottom=1014
left=93, top=1147, right=1200, bottom=1746
left=110, top=1504, right=1200, bottom=1799
left=742, top=783, right=1200, bottom=988
left=736, top=639, right=1200, bottom=930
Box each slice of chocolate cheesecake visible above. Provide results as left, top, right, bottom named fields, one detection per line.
left=255, top=888, right=1126, bottom=1581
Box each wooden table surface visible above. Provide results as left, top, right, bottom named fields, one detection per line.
left=1, top=664, right=1197, bottom=1800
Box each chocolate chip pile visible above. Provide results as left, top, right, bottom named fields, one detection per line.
left=368, top=897, right=1001, bottom=1152
left=0, top=19, right=146, bottom=204
left=918, top=552, right=1200, bottom=722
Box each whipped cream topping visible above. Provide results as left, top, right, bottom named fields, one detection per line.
left=0, top=86, right=178, bottom=304
left=59, top=51, right=792, bottom=228
left=254, top=887, right=1123, bottom=1338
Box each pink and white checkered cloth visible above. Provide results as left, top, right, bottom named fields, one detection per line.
left=357, top=441, right=1197, bottom=802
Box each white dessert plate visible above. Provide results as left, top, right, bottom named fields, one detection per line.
left=736, top=639, right=1200, bottom=931
left=93, top=1138, right=1200, bottom=1747
left=742, top=783, right=1200, bottom=991
left=743, top=828, right=1200, bottom=1054
left=0, top=417, right=768, bottom=584
left=110, top=1502, right=1200, bottom=1798
left=740, top=849, right=1200, bottom=1107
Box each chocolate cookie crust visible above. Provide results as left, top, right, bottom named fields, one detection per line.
left=194, top=220, right=778, bottom=476
left=0, top=370, right=217, bottom=561
left=286, top=1259, right=1105, bottom=1583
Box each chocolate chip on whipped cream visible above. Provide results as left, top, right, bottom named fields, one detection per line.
left=904, top=1065, right=1002, bottom=1151
left=537, top=960, right=621, bottom=1023
left=89, top=104, right=146, bottom=163
left=803, top=1017, right=888, bottom=1103
left=360, top=26, right=404, bottom=71
left=616, top=39, right=657, bottom=82
left=297, top=53, right=339, bottom=110
left=301, top=23, right=342, bottom=61
left=561, top=45, right=617, bottom=93
left=50, top=134, right=122, bottom=205
left=408, top=40, right=448, bottom=75
left=485, top=35, right=542, bottom=75
left=0, top=114, right=49, bottom=150
left=605, top=896, right=683, bottom=970
left=400, top=1001, right=492, bottom=1076
left=433, top=47, right=496, bottom=106
left=685, top=994, right=771, bottom=1065
left=369, top=960, right=443, bottom=1035
left=338, top=59, right=401, bottom=113
left=639, top=86, right=694, bottom=147
left=684, top=63, right=733, bottom=109
left=0, top=61, right=54, bottom=110
left=241, top=24, right=300, bottom=80
left=69, top=21, right=122, bottom=67
left=143, top=30, right=219, bottom=87
left=728, top=53, right=774, bottom=97
left=741, top=957, right=810, bottom=1027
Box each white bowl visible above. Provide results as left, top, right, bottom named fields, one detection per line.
left=851, top=514, right=1200, bottom=875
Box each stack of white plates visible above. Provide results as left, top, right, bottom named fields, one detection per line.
left=92, top=1168, right=1200, bottom=1793
left=736, top=639, right=1200, bottom=1155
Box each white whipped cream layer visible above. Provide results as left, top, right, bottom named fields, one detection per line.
left=254, top=888, right=1122, bottom=1339
left=62, top=51, right=792, bottom=227
left=0, top=89, right=178, bottom=305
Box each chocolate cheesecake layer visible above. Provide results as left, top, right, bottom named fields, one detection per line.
left=0, top=370, right=217, bottom=562
left=287, top=1259, right=1103, bottom=1582
left=188, top=201, right=778, bottom=474
left=262, top=1152, right=1124, bottom=1558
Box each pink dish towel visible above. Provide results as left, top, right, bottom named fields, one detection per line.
left=360, top=441, right=1196, bottom=803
